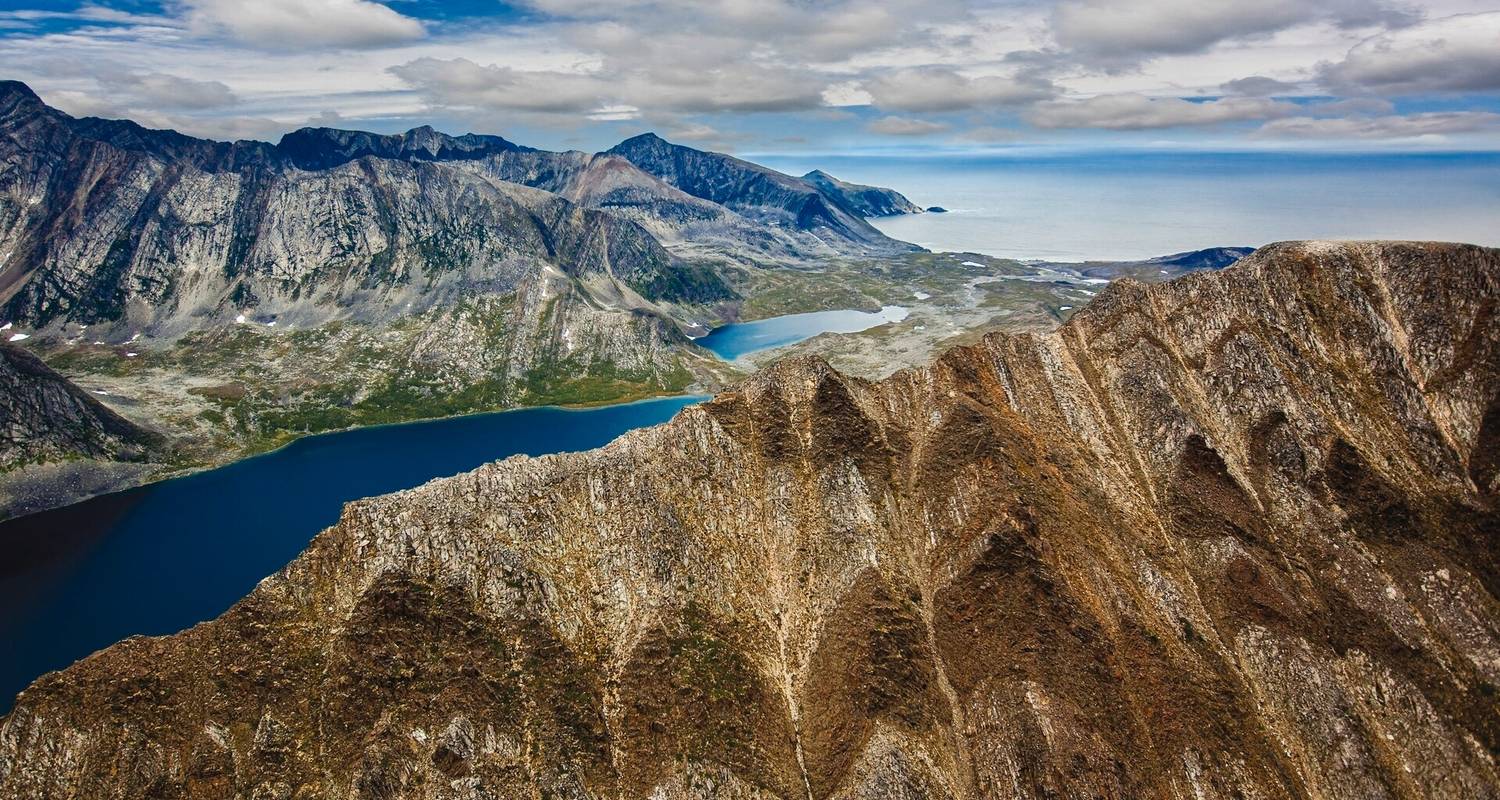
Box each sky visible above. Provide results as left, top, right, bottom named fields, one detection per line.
left=0, top=0, right=1498, bottom=155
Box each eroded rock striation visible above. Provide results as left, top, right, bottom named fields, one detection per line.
left=2, top=241, right=1497, bottom=799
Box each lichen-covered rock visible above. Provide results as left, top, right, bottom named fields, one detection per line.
left=1, top=241, right=1496, bottom=799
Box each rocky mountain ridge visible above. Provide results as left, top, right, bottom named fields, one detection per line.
left=2, top=240, right=1495, bottom=799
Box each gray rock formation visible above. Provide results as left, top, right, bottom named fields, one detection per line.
left=0, top=82, right=924, bottom=342
left=1, top=241, right=1495, bottom=799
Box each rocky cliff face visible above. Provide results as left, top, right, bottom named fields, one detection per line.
left=0, top=343, right=159, bottom=469
left=2, top=240, right=1495, bottom=799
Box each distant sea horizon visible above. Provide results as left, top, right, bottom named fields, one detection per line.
left=755, top=150, right=1500, bottom=262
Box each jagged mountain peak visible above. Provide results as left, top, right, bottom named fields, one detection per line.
left=801, top=167, right=925, bottom=217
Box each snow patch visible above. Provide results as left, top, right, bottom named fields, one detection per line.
left=125, top=352, right=138, bottom=358
left=0, top=322, right=10, bottom=331
left=8, top=332, right=29, bottom=341
left=235, top=314, right=246, bottom=324
left=912, top=291, right=931, bottom=300
left=1059, top=306, right=1073, bottom=311
left=962, top=261, right=984, bottom=268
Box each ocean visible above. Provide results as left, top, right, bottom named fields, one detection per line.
left=756, top=150, right=1500, bottom=262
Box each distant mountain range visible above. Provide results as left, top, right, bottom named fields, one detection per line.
left=0, top=79, right=920, bottom=338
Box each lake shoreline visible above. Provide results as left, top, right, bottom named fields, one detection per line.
left=0, top=387, right=709, bottom=525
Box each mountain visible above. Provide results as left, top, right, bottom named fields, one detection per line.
left=607, top=133, right=917, bottom=252
left=0, top=343, right=160, bottom=470
left=3, top=241, right=1495, bottom=798
left=802, top=169, right=924, bottom=217
left=0, top=78, right=926, bottom=341
left=0, top=80, right=728, bottom=338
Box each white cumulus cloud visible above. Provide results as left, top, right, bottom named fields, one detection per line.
left=183, top=0, right=426, bottom=50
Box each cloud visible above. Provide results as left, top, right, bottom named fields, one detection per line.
left=862, top=67, right=1055, bottom=112
left=1028, top=93, right=1296, bottom=129
left=1309, top=97, right=1395, bottom=115
left=517, top=0, right=961, bottom=62
left=98, top=72, right=238, bottom=110
left=45, top=89, right=293, bottom=140
left=1221, top=76, right=1301, bottom=96
left=389, top=57, right=609, bottom=114
left=955, top=126, right=1025, bottom=143
left=1255, top=111, right=1500, bottom=139
left=866, top=116, right=950, bottom=136
left=390, top=55, right=826, bottom=117
left=1052, top=0, right=1417, bottom=63
left=183, top=0, right=425, bottom=50
left=1319, top=12, right=1500, bottom=94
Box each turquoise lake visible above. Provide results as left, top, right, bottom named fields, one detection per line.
left=0, top=395, right=702, bottom=710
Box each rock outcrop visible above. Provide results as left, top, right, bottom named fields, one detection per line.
left=2, top=241, right=1496, bottom=799
left=0, top=343, right=160, bottom=469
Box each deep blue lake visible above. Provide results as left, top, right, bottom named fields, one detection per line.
left=698, top=305, right=909, bottom=360
left=0, top=395, right=702, bottom=711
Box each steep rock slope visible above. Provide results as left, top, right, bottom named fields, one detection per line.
left=802, top=169, right=924, bottom=217
left=0, top=343, right=160, bottom=469
left=3, top=241, right=1496, bottom=799
left=608, top=133, right=917, bottom=253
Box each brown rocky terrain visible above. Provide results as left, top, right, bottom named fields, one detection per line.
left=1, top=240, right=1496, bottom=799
